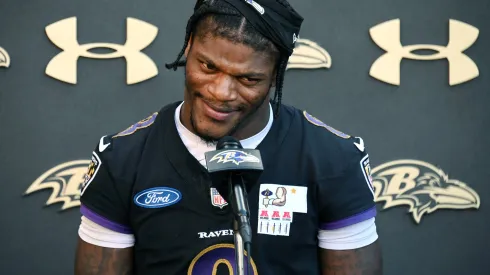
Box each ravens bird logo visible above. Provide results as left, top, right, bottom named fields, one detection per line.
left=286, top=39, right=332, bottom=70
left=24, top=160, right=91, bottom=211
left=210, top=150, right=260, bottom=166
left=0, top=47, right=10, bottom=68
left=372, top=159, right=480, bottom=224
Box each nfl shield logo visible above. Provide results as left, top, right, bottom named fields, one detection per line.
left=210, top=188, right=228, bottom=209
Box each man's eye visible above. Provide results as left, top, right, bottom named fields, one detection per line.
left=242, top=77, right=260, bottom=84
left=202, top=62, right=216, bottom=71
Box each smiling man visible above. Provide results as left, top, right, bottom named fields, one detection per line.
left=74, top=0, right=383, bottom=274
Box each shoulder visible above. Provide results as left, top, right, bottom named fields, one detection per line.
left=87, top=104, right=171, bottom=182
left=92, top=101, right=179, bottom=169
left=298, top=108, right=368, bottom=176
left=301, top=110, right=352, bottom=140
left=100, top=111, right=159, bottom=160
left=81, top=103, right=178, bottom=194
left=100, top=101, right=179, bottom=155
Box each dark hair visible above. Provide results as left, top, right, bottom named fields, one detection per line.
left=165, top=0, right=295, bottom=118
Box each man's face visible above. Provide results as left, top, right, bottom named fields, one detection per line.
left=183, top=33, right=277, bottom=143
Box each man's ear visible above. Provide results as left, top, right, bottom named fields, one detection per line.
left=184, top=34, right=193, bottom=58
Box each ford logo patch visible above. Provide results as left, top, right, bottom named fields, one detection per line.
left=134, top=187, right=182, bottom=208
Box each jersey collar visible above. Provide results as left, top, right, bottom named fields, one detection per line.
left=173, top=101, right=274, bottom=168
left=161, top=101, right=295, bottom=190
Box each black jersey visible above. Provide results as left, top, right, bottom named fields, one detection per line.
left=79, top=101, right=376, bottom=275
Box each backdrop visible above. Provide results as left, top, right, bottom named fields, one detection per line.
left=0, top=0, right=488, bottom=274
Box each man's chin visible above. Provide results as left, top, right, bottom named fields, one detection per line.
left=194, top=119, right=242, bottom=144
left=194, top=128, right=229, bottom=144
left=190, top=108, right=239, bottom=144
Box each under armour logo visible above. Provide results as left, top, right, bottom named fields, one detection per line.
left=45, top=17, right=159, bottom=85
left=0, top=47, right=10, bottom=68
left=369, top=19, right=479, bottom=86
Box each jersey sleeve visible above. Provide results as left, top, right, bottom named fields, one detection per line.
left=317, top=137, right=377, bottom=230
left=79, top=135, right=133, bottom=234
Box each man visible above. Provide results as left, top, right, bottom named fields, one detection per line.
left=75, top=0, right=383, bottom=274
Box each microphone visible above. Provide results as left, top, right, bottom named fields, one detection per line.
left=205, top=136, right=264, bottom=199
left=205, top=136, right=263, bottom=274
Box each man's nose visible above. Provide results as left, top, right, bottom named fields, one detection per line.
left=207, top=74, right=238, bottom=101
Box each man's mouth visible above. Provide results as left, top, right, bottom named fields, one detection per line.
left=200, top=99, right=238, bottom=122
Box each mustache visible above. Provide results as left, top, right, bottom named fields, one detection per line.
left=195, top=92, right=245, bottom=112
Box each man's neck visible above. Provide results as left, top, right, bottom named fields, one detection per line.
left=180, top=99, right=272, bottom=141
left=174, top=102, right=274, bottom=167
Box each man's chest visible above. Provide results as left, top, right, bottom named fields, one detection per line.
left=127, top=165, right=319, bottom=274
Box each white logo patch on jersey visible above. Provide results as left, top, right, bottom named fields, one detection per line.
left=210, top=188, right=228, bottom=209
left=80, top=152, right=101, bottom=196
left=360, top=154, right=375, bottom=196
left=257, top=184, right=308, bottom=237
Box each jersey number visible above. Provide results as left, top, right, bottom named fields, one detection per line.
left=187, top=243, right=258, bottom=275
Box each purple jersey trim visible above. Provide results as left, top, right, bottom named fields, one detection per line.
left=320, top=206, right=377, bottom=230
left=81, top=204, right=132, bottom=234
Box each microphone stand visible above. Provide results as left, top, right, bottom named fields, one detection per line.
left=229, top=174, right=252, bottom=275
left=204, top=137, right=262, bottom=275
left=233, top=219, right=246, bottom=275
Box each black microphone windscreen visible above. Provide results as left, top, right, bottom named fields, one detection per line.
left=217, top=136, right=243, bottom=150
left=205, top=136, right=264, bottom=199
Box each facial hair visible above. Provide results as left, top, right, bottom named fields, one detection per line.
left=189, top=92, right=269, bottom=145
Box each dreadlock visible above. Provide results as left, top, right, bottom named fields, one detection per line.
left=165, top=0, right=295, bottom=118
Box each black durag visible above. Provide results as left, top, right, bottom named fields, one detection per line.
left=194, top=0, right=304, bottom=56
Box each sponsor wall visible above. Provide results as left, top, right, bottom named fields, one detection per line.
left=0, top=0, right=489, bottom=274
